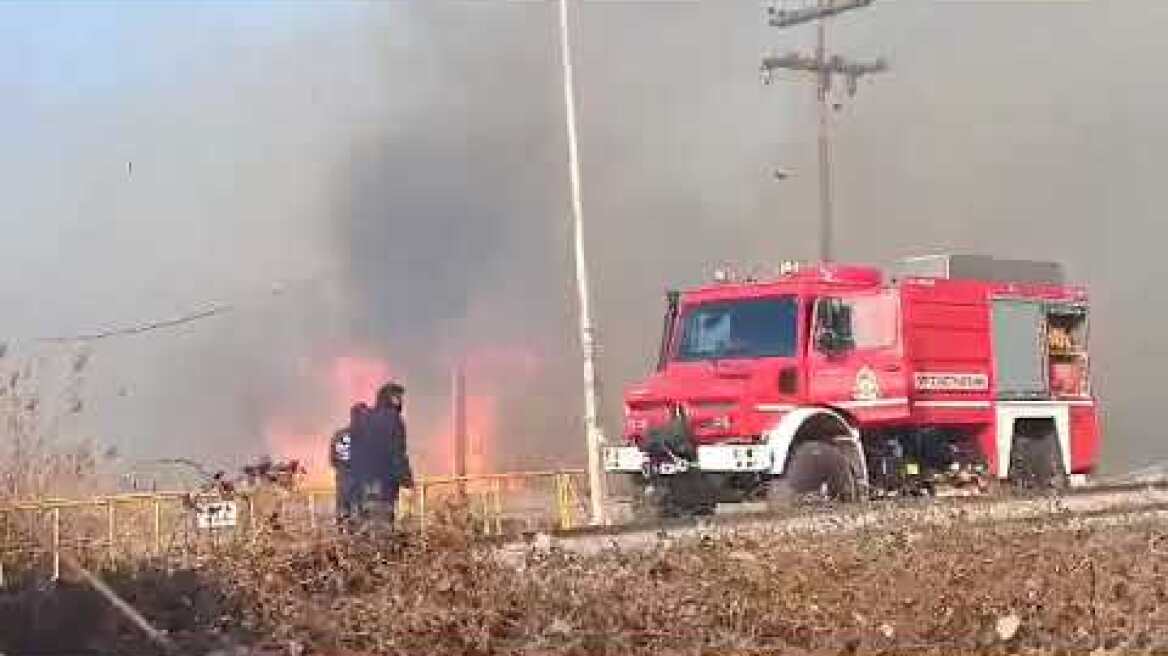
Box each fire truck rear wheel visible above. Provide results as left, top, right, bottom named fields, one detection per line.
left=768, top=439, right=858, bottom=506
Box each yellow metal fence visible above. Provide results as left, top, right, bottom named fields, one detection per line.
left=0, top=469, right=588, bottom=585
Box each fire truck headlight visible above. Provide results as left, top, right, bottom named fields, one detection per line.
left=625, top=417, right=648, bottom=434
left=704, top=415, right=732, bottom=431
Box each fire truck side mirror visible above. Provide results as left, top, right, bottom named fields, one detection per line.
left=814, top=298, right=855, bottom=355
left=815, top=328, right=848, bottom=354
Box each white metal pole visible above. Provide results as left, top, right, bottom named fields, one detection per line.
left=557, top=0, right=607, bottom=525
left=453, top=364, right=467, bottom=480
left=452, top=363, right=468, bottom=498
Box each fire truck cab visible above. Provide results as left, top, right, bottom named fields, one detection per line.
left=604, top=255, right=1099, bottom=510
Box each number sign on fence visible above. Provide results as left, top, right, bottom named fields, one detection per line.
left=195, top=499, right=238, bottom=529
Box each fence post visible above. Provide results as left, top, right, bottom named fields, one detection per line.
left=153, top=499, right=162, bottom=557
left=107, top=502, right=116, bottom=565
left=565, top=474, right=581, bottom=525
left=479, top=490, right=487, bottom=534
left=552, top=474, right=561, bottom=530
left=0, top=511, right=6, bottom=587
left=493, top=479, right=503, bottom=535
left=51, top=507, right=61, bottom=581
left=564, top=473, right=578, bottom=530
left=0, top=511, right=7, bottom=573
left=418, top=480, right=427, bottom=533
left=246, top=495, right=255, bottom=536
left=553, top=473, right=567, bottom=531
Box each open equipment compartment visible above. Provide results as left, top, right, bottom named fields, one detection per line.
left=1047, top=303, right=1089, bottom=398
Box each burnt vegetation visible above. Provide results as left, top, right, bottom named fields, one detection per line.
left=4, top=505, right=1168, bottom=655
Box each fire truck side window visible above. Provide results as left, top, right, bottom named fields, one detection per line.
left=815, top=293, right=898, bottom=352
left=849, top=292, right=899, bottom=349
left=675, top=297, right=798, bottom=361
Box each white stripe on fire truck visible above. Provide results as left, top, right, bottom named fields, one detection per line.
left=758, top=399, right=912, bottom=412
left=914, top=400, right=993, bottom=409
left=998, top=399, right=1095, bottom=407
left=756, top=403, right=797, bottom=413
left=917, top=399, right=1093, bottom=409
left=755, top=399, right=1090, bottom=414
left=836, top=397, right=910, bottom=409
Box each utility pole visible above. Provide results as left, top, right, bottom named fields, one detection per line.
left=452, top=364, right=467, bottom=491
left=761, top=0, right=885, bottom=263
left=557, top=0, right=607, bottom=525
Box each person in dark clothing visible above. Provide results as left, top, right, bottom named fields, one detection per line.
left=329, top=403, right=368, bottom=521
left=352, top=381, right=414, bottom=522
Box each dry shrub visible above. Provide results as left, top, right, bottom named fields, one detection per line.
left=7, top=492, right=1168, bottom=655
left=179, top=508, right=1168, bottom=655
left=0, top=345, right=114, bottom=502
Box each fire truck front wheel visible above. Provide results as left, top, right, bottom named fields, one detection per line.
left=768, top=439, right=858, bottom=505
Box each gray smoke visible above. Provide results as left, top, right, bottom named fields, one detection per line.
left=0, top=1, right=1164, bottom=477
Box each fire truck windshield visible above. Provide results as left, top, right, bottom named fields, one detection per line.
left=675, top=296, right=798, bottom=361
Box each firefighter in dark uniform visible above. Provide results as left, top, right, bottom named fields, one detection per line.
left=353, top=381, right=414, bottom=523
left=329, top=403, right=367, bottom=521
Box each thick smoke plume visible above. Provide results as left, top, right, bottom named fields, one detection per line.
left=0, top=2, right=1164, bottom=481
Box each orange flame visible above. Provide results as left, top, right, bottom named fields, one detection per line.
left=263, top=420, right=333, bottom=488
left=425, top=392, right=498, bottom=476
left=263, top=345, right=541, bottom=484
left=329, top=356, right=393, bottom=411
left=264, top=355, right=394, bottom=486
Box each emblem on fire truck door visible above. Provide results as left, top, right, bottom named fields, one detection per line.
left=852, top=366, right=882, bottom=401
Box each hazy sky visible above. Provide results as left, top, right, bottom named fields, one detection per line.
left=0, top=1, right=1165, bottom=475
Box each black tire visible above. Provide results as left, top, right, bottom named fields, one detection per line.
left=658, top=471, right=717, bottom=517
left=768, top=439, right=858, bottom=506
left=1009, top=432, right=1067, bottom=491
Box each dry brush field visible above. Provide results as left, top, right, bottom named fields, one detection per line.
left=3, top=501, right=1168, bottom=656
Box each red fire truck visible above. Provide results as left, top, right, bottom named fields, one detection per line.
left=604, top=255, right=1099, bottom=511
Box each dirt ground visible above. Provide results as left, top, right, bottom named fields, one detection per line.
left=3, top=505, right=1168, bottom=655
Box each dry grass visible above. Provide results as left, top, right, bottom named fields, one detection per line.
left=221, top=516, right=1168, bottom=655
left=8, top=503, right=1156, bottom=655
left=0, top=345, right=113, bottom=503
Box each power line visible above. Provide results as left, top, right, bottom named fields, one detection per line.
left=37, top=305, right=234, bottom=344
left=767, top=0, right=873, bottom=28
left=760, top=52, right=887, bottom=96
left=22, top=271, right=335, bottom=346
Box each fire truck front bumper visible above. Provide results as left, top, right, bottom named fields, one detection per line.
left=603, top=445, right=772, bottom=474
left=603, top=446, right=647, bottom=472
left=695, top=444, right=771, bottom=472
